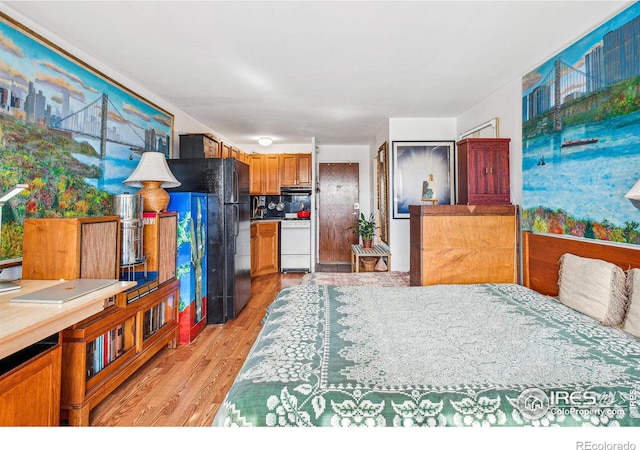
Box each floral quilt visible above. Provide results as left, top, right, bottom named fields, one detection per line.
left=212, top=283, right=640, bottom=427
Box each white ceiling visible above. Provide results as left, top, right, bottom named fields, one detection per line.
left=1, top=1, right=632, bottom=146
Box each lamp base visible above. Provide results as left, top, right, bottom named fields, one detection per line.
left=138, top=181, right=169, bottom=213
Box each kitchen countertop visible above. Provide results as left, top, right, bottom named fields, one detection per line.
left=251, top=218, right=311, bottom=223
left=0, top=279, right=135, bottom=359
left=251, top=218, right=282, bottom=223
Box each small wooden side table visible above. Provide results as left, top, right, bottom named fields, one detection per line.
left=351, top=244, right=392, bottom=273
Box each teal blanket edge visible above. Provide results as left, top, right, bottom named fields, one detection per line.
left=213, top=283, right=640, bottom=427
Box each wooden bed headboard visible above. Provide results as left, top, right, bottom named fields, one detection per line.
left=522, top=231, right=640, bottom=297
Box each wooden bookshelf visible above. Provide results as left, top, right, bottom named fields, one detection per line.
left=60, top=278, right=179, bottom=426
left=19, top=214, right=180, bottom=426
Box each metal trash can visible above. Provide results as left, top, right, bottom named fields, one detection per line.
left=111, top=193, right=144, bottom=265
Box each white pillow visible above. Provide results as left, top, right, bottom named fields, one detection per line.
left=558, top=253, right=627, bottom=326
left=623, top=268, right=640, bottom=338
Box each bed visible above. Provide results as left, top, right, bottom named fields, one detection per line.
left=213, top=232, right=640, bottom=427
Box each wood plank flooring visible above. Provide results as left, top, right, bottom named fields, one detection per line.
left=89, top=273, right=304, bottom=426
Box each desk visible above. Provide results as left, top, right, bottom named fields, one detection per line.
left=351, top=244, right=391, bottom=272
left=0, top=279, right=135, bottom=359
left=0, top=279, right=134, bottom=426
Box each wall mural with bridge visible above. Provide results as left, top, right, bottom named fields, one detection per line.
left=522, top=1, right=640, bottom=245
left=0, top=13, right=173, bottom=259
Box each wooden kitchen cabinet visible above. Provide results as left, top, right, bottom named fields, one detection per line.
left=21, top=216, right=120, bottom=280
left=221, top=142, right=233, bottom=159
left=409, top=205, right=518, bottom=286
left=249, top=154, right=280, bottom=195
left=179, top=134, right=221, bottom=158
left=457, top=138, right=511, bottom=205
left=178, top=134, right=249, bottom=161
left=280, top=153, right=312, bottom=187
left=251, top=221, right=279, bottom=276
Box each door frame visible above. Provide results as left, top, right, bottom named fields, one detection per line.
left=316, top=161, right=361, bottom=265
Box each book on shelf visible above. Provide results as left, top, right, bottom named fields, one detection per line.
left=116, top=325, right=124, bottom=356
left=93, top=335, right=101, bottom=375
left=86, top=340, right=95, bottom=379
left=142, top=302, right=168, bottom=340
left=86, top=323, right=129, bottom=380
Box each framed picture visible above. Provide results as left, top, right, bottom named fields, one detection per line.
left=0, top=12, right=174, bottom=259
left=521, top=2, right=640, bottom=245
left=376, top=141, right=389, bottom=244
left=458, top=117, right=499, bottom=141
left=392, top=141, right=455, bottom=218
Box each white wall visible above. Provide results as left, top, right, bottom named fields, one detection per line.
left=457, top=79, right=523, bottom=206
left=383, top=118, right=458, bottom=272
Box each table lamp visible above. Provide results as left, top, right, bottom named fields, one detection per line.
left=626, top=177, right=640, bottom=198
left=123, top=152, right=181, bottom=212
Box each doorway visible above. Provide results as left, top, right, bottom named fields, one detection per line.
left=317, top=163, right=359, bottom=265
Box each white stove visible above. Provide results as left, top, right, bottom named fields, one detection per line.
left=280, top=219, right=311, bottom=272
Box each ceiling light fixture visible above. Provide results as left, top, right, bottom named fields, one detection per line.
left=258, top=137, right=273, bottom=146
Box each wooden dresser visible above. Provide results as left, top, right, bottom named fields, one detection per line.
left=409, top=205, right=519, bottom=286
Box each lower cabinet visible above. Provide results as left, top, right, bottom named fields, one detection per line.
left=60, top=278, right=179, bottom=426
left=251, top=221, right=279, bottom=276
left=0, top=334, right=61, bottom=426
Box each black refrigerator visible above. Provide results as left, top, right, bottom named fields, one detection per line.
left=168, top=158, right=251, bottom=324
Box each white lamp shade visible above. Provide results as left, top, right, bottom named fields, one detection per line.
left=123, top=151, right=181, bottom=188
left=626, top=178, right=640, bottom=201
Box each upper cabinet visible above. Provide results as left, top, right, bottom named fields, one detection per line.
left=179, top=134, right=221, bottom=158
left=456, top=138, right=511, bottom=205
left=280, top=153, right=312, bottom=187
left=221, top=142, right=232, bottom=159
left=179, top=134, right=251, bottom=162
left=249, top=154, right=280, bottom=195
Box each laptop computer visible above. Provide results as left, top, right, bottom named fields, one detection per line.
left=0, top=281, right=20, bottom=294
left=9, top=279, right=120, bottom=304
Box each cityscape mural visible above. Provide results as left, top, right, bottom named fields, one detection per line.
left=522, top=2, right=640, bottom=245
left=0, top=13, right=173, bottom=259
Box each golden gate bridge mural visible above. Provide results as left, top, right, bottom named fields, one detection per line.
left=523, top=58, right=605, bottom=134
left=51, top=92, right=166, bottom=159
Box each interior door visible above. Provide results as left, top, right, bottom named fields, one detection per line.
left=318, top=163, right=359, bottom=263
